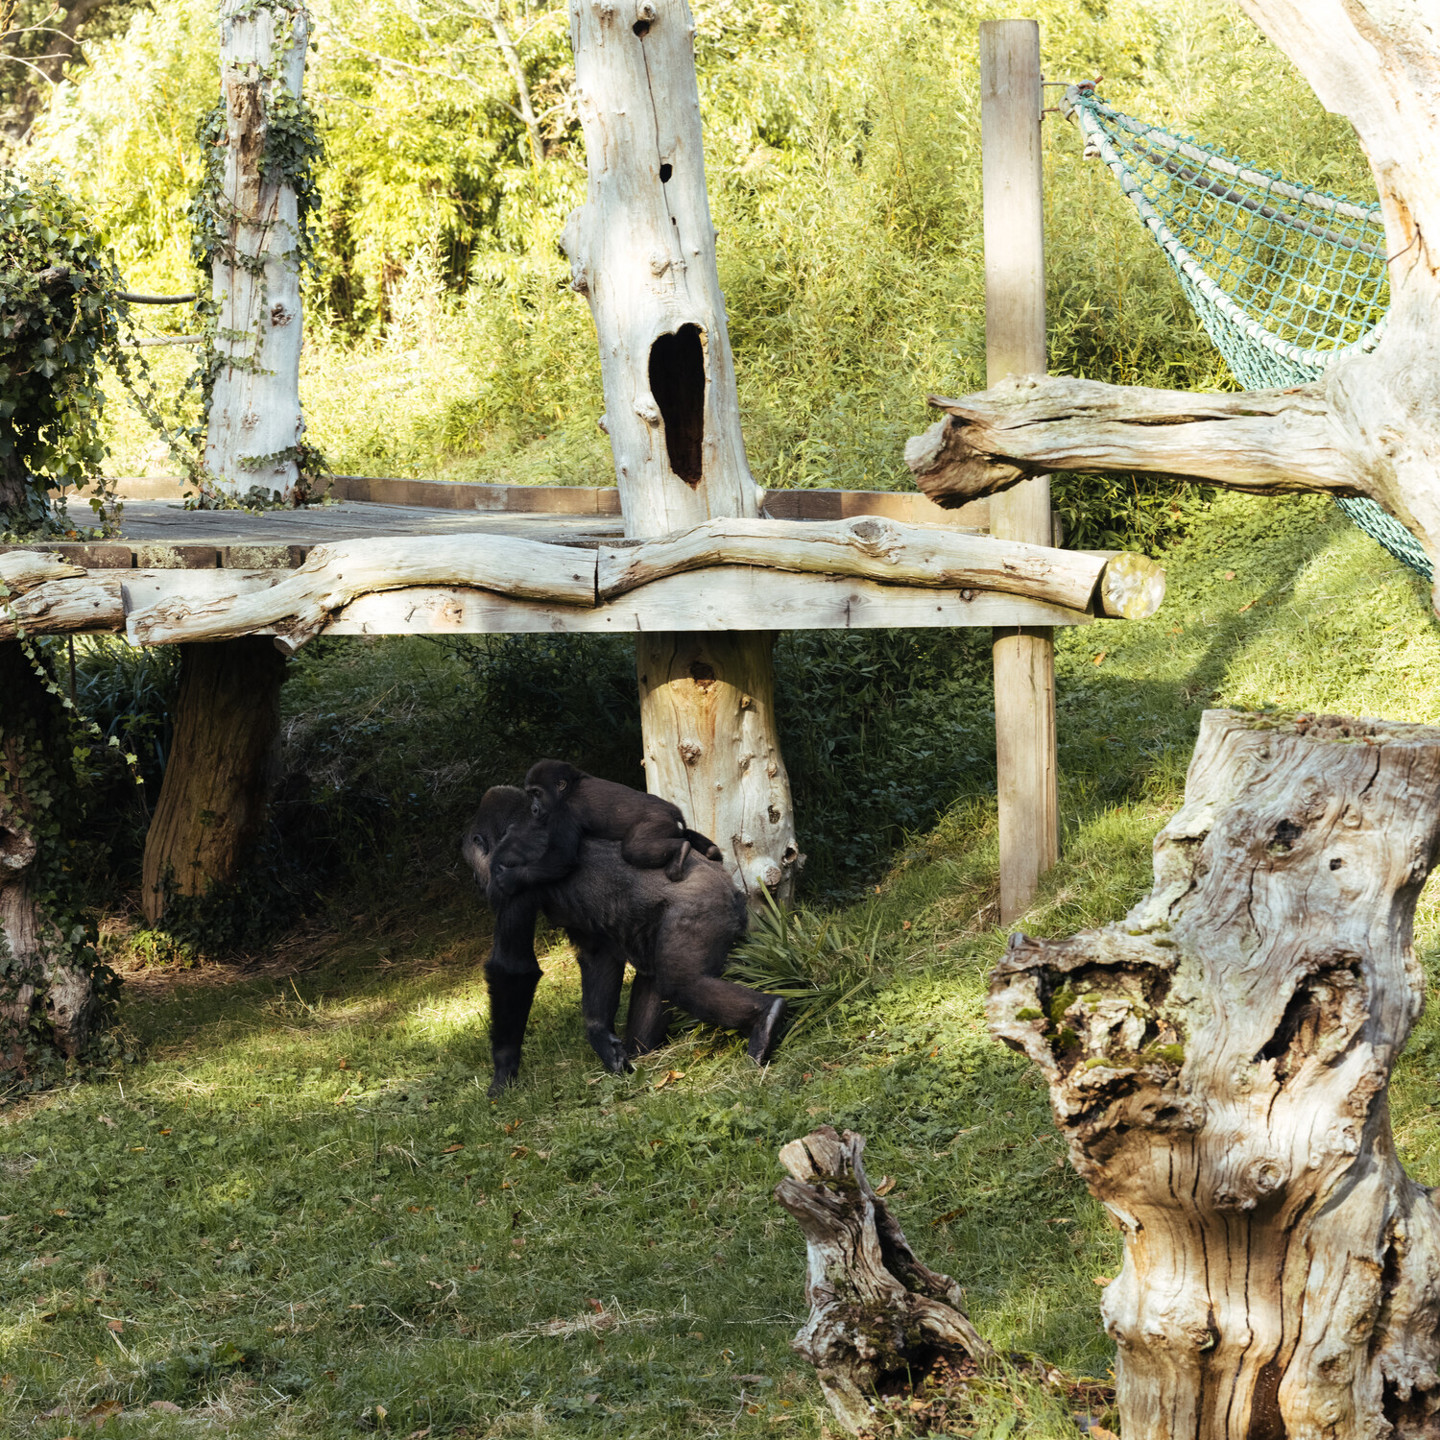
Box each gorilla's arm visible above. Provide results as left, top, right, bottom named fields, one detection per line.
left=483, top=892, right=544, bottom=1097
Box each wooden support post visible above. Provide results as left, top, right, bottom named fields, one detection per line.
left=141, top=638, right=286, bottom=924
left=562, top=0, right=800, bottom=903
left=981, top=19, right=1058, bottom=923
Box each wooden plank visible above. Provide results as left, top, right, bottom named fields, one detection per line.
left=982, top=18, right=1059, bottom=924
left=326, top=570, right=1092, bottom=635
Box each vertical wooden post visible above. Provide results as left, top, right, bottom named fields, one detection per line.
left=981, top=19, right=1057, bottom=923
left=562, top=0, right=800, bottom=904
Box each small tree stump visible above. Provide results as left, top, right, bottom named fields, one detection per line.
left=774, top=1126, right=993, bottom=1433
left=990, top=709, right=1440, bottom=1439
left=141, top=638, right=287, bottom=924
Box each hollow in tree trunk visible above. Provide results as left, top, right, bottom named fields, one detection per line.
left=0, top=643, right=111, bottom=1072
left=989, top=709, right=1440, bottom=1439
left=142, top=638, right=286, bottom=925
left=561, top=0, right=800, bottom=902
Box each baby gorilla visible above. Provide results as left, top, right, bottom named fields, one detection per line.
left=463, top=786, right=785, bottom=1094
left=520, top=759, right=722, bottom=884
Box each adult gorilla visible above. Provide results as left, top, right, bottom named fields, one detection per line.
left=462, top=786, right=786, bottom=1095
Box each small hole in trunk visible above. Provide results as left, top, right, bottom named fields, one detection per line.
left=659, top=163, right=673, bottom=182
left=649, top=324, right=706, bottom=485
left=633, top=18, right=650, bottom=35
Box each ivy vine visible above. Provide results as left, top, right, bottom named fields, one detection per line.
left=0, top=171, right=131, bottom=541
left=181, top=0, right=328, bottom=510
left=0, top=599, right=133, bottom=1088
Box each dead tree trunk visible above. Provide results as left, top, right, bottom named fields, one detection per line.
left=990, top=709, right=1440, bottom=1439
left=141, top=639, right=286, bottom=925
left=775, top=1126, right=994, bottom=1434
left=561, top=0, right=800, bottom=903
left=203, top=0, right=310, bottom=501
left=906, top=0, right=1440, bottom=607
left=0, top=644, right=109, bottom=1071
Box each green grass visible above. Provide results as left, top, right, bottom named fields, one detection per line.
left=6, top=491, right=1440, bottom=1438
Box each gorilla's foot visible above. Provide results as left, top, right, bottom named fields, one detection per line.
left=587, top=1025, right=634, bottom=1076
left=488, top=1066, right=518, bottom=1099
left=748, top=997, right=788, bottom=1066
left=665, top=841, right=693, bottom=882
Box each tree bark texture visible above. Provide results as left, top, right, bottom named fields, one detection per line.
left=774, top=1126, right=993, bottom=1435
left=906, top=1, right=1440, bottom=607
left=636, top=632, right=800, bottom=902
left=561, top=0, right=798, bottom=901
left=141, top=639, right=286, bottom=924
left=989, top=709, right=1440, bottom=1440
left=203, top=0, right=309, bottom=499
left=0, top=644, right=107, bottom=1070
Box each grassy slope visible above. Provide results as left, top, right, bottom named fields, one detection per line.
left=4, top=493, right=1440, bottom=1439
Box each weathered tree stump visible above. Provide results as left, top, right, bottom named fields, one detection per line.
left=141, top=638, right=286, bottom=924
left=774, top=1126, right=993, bottom=1434
left=0, top=643, right=111, bottom=1070
left=990, top=709, right=1440, bottom=1439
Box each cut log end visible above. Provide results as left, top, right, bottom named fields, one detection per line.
left=775, top=1126, right=992, bottom=1434
left=1097, top=551, right=1166, bottom=619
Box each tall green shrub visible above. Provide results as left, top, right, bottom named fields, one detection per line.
left=0, top=171, right=127, bottom=535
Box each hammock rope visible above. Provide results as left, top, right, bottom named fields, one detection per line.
left=1062, top=84, right=1427, bottom=578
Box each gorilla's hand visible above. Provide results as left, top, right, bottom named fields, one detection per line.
left=488, top=862, right=523, bottom=901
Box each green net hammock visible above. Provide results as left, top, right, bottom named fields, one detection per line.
left=1063, top=84, right=1426, bottom=578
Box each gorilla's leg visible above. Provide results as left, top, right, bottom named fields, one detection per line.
left=682, top=827, right=723, bottom=862
left=652, top=898, right=786, bottom=1063
left=619, top=814, right=691, bottom=880
left=572, top=929, right=632, bottom=1075
left=623, top=971, right=674, bottom=1056
left=654, top=972, right=787, bottom=1064
left=484, top=895, right=544, bottom=1097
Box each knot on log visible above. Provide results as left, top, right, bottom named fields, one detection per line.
left=775, top=1126, right=992, bottom=1434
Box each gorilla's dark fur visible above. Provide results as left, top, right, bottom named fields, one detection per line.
left=516, top=758, right=723, bottom=884
left=463, top=785, right=784, bottom=1095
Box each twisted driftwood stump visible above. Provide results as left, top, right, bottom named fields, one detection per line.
left=774, top=1126, right=993, bottom=1433
left=991, top=709, right=1440, bottom=1439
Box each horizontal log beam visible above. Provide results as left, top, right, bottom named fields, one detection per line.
left=125, top=535, right=598, bottom=648
left=327, top=570, right=1094, bottom=634
left=906, top=374, right=1361, bottom=506
left=2, top=522, right=1165, bottom=644
left=598, top=516, right=1156, bottom=613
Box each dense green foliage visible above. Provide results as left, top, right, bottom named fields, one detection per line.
left=0, top=172, right=128, bottom=534
left=4, top=494, right=1440, bottom=1436
left=22, top=0, right=1373, bottom=547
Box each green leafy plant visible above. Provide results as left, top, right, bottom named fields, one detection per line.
left=0, top=170, right=129, bottom=537
left=725, top=889, right=887, bottom=1038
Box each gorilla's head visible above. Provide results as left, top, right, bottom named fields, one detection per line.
left=461, top=786, right=540, bottom=900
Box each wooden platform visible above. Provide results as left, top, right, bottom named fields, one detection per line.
left=0, top=480, right=1120, bottom=640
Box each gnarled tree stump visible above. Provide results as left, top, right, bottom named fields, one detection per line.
left=990, top=709, right=1440, bottom=1439
left=774, top=1126, right=993, bottom=1433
